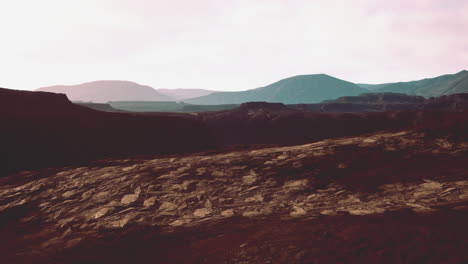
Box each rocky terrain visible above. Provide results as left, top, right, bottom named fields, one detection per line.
left=1, top=131, right=467, bottom=263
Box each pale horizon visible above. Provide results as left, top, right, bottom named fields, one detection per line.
left=1, top=0, right=467, bottom=91
left=29, top=69, right=468, bottom=92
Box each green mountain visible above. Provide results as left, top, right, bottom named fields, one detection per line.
left=185, top=74, right=368, bottom=105
left=359, top=70, right=468, bottom=97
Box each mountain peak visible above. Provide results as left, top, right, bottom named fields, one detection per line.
left=282, top=73, right=334, bottom=81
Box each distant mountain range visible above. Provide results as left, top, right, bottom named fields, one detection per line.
left=36, top=70, right=467, bottom=104
left=358, top=70, right=468, bottom=97
left=187, top=71, right=468, bottom=104
left=37, top=81, right=216, bottom=103
left=185, top=74, right=367, bottom=105
left=37, top=81, right=172, bottom=103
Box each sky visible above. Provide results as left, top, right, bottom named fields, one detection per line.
left=0, top=0, right=467, bottom=91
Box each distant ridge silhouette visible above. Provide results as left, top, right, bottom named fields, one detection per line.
left=37, top=80, right=172, bottom=102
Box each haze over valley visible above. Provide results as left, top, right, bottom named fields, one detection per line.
left=36, top=70, right=468, bottom=107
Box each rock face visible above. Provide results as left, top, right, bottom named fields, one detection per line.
left=0, top=131, right=467, bottom=263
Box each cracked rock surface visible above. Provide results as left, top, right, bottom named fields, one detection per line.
left=1, top=131, right=467, bottom=263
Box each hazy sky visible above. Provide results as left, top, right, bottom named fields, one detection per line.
left=1, top=0, right=467, bottom=91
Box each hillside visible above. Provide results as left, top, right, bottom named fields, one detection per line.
left=37, top=81, right=173, bottom=103
left=158, top=88, right=215, bottom=100
left=359, top=70, right=468, bottom=97
left=185, top=74, right=368, bottom=105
